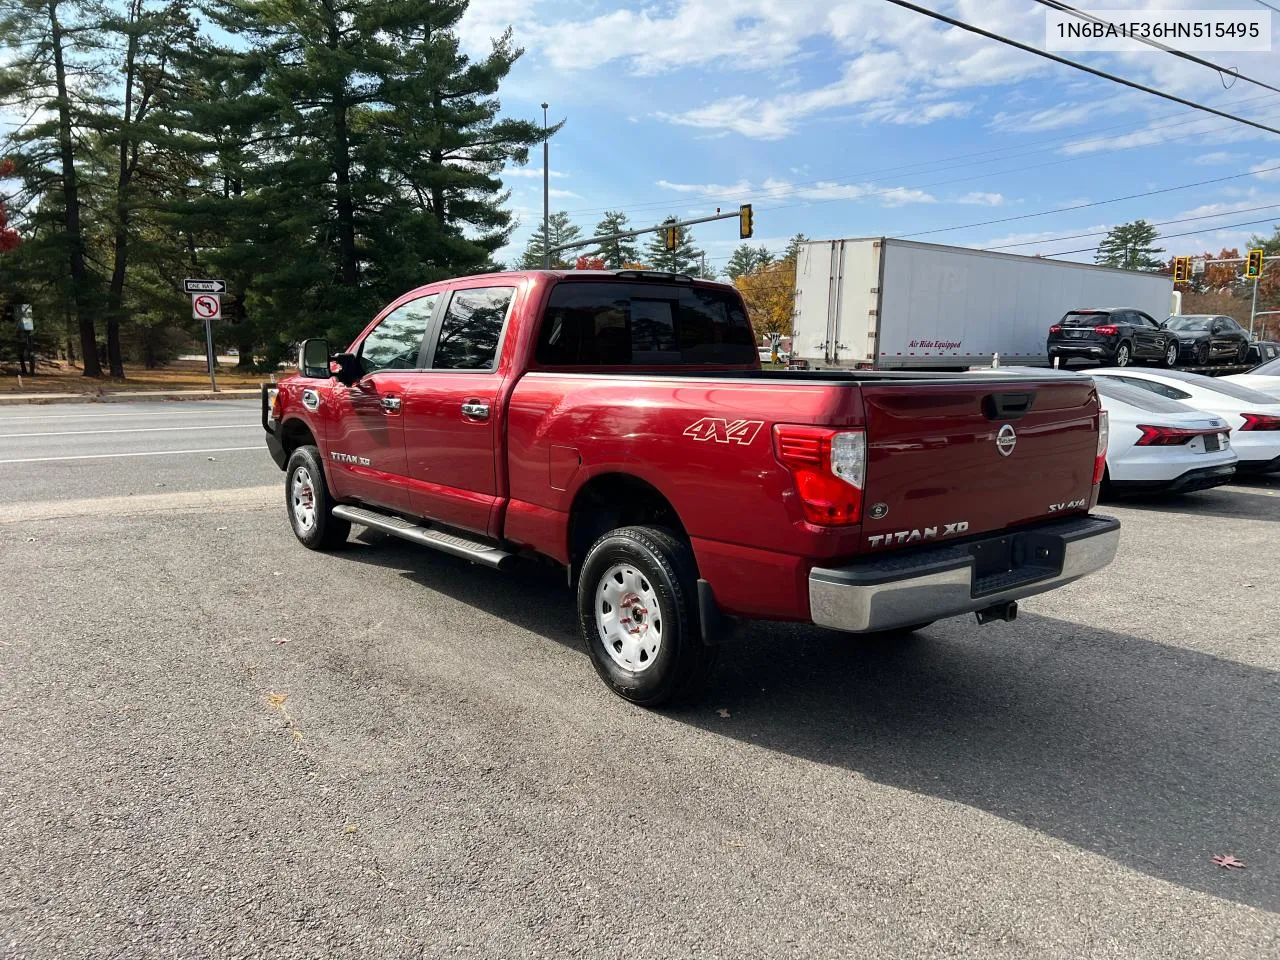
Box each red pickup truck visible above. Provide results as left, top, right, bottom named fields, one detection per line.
left=263, top=269, right=1119, bottom=705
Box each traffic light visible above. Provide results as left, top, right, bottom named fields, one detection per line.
left=739, top=203, right=753, bottom=239
left=1247, top=248, right=1264, bottom=280
left=1173, top=256, right=1189, bottom=283
left=664, top=226, right=679, bottom=251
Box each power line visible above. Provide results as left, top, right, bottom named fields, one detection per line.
left=1041, top=215, right=1280, bottom=258
left=1252, top=0, right=1280, bottom=14
left=900, top=163, right=1280, bottom=238
left=879, top=0, right=1280, bottom=137
left=984, top=203, right=1280, bottom=250
left=1032, top=0, right=1280, bottom=95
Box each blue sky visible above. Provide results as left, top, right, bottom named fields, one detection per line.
left=464, top=0, right=1280, bottom=270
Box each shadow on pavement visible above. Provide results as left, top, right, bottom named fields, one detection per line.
left=1108, top=483, right=1280, bottom=522
left=336, top=532, right=1278, bottom=912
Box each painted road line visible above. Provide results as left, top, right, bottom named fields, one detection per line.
left=0, top=485, right=279, bottom=523
left=0, top=446, right=263, bottom=465
left=0, top=409, right=257, bottom=422
left=0, top=423, right=258, bottom=438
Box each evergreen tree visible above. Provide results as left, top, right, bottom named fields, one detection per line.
left=644, top=215, right=704, bottom=275
left=590, top=210, right=638, bottom=268
left=725, top=243, right=775, bottom=280
left=1096, top=220, right=1165, bottom=271
left=0, top=0, right=114, bottom=376
left=519, top=210, right=581, bottom=268
left=783, top=233, right=808, bottom=264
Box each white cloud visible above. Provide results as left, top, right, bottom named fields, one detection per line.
left=503, top=167, right=567, bottom=179
left=1250, top=159, right=1280, bottom=182
left=957, top=192, right=1005, bottom=206
left=1191, top=151, right=1245, bottom=166
left=547, top=188, right=581, bottom=199
left=656, top=175, right=936, bottom=206
left=656, top=178, right=752, bottom=195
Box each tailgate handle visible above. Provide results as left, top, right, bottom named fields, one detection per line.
left=983, top=392, right=1035, bottom=421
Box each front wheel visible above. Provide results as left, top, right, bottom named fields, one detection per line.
left=1195, top=341, right=1210, bottom=365
left=577, top=526, right=716, bottom=707
left=285, top=445, right=351, bottom=550
left=1163, top=341, right=1179, bottom=367
left=1237, top=342, right=1250, bottom=364
left=1114, top=342, right=1132, bottom=367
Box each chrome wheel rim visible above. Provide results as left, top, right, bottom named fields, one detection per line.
left=1116, top=345, right=1130, bottom=366
left=291, top=466, right=317, bottom=532
left=1166, top=344, right=1177, bottom=366
left=595, top=563, right=664, bottom=673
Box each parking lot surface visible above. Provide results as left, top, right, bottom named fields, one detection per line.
left=1, top=402, right=1277, bottom=958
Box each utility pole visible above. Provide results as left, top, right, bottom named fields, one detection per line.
left=541, top=102, right=550, bottom=270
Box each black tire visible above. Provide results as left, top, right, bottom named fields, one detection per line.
left=1162, top=341, right=1179, bottom=367
left=577, top=526, right=717, bottom=707
left=285, top=445, right=351, bottom=550
left=1195, top=341, right=1210, bottom=366
left=1114, top=342, right=1132, bottom=367
left=1237, top=342, right=1250, bottom=364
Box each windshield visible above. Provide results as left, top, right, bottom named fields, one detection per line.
left=1060, top=311, right=1110, bottom=327
left=1252, top=356, right=1280, bottom=375
left=1164, top=316, right=1213, bottom=332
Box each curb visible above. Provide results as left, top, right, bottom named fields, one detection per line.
left=0, top=388, right=262, bottom=405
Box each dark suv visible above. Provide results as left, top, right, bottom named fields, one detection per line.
left=1047, top=308, right=1177, bottom=368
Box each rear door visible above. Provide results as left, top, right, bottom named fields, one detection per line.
left=401, top=283, right=517, bottom=536
left=1131, top=311, right=1164, bottom=359
left=858, top=377, right=1100, bottom=550
left=326, top=294, right=438, bottom=512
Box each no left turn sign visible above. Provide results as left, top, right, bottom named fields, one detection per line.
left=192, top=293, right=222, bottom=321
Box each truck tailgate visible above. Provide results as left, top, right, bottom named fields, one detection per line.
left=859, top=378, right=1100, bottom=551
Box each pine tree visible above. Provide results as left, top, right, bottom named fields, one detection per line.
left=519, top=211, right=581, bottom=268
left=644, top=215, right=704, bottom=275
left=1096, top=220, right=1165, bottom=271
left=0, top=0, right=114, bottom=376
left=725, top=243, right=775, bottom=280
left=589, top=210, right=638, bottom=268
left=783, top=233, right=809, bottom=264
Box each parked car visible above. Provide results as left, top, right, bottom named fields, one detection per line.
left=264, top=269, right=1120, bottom=706
left=1247, top=340, right=1280, bottom=364
left=1162, top=315, right=1252, bottom=366
left=1047, top=307, right=1178, bottom=368
left=1226, top=355, right=1280, bottom=400
left=1092, top=368, right=1280, bottom=474
left=970, top=367, right=1236, bottom=494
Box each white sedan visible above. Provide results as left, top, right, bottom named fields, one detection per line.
left=1093, top=368, right=1280, bottom=474
left=1225, top=356, right=1280, bottom=401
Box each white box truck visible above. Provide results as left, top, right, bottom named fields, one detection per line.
left=791, top=238, right=1176, bottom=369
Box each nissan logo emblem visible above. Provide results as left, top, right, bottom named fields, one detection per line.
left=996, top=424, right=1017, bottom=457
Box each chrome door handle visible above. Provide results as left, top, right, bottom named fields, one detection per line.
left=380, top=396, right=402, bottom=412
left=461, top=400, right=490, bottom=420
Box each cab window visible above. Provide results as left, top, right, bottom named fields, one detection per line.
left=430, top=286, right=515, bottom=371
left=359, top=294, right=438, bottom=374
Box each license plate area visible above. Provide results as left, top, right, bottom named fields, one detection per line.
left=1205, top=433, right=1221, bottom=452
left=969, top=531, right=1066, bottom=597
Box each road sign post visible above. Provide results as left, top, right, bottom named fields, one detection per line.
left=192, top=293, right=222, bottom=393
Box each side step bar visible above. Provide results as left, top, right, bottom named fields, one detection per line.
left=332, top=505, right=514, bottom=570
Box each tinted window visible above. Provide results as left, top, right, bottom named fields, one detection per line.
left=1166, top=316, right=1213, bottom=332
left=536, top=282, right=756, bottom=367
left=432, top=286, right=514, bottom=370
left=1060, top=311, right=1111, bottom=327
left=1094, top=378, right=1195, bottom=414
left=1219, top=317, right=1242, bottom=332
left=1101, top=375, right=1192, bottom=400
left=359, top=294, right=438, bottom=374
left=1136, top=312, right=1160, bottom=328
left=1127, top=368, right=1280, bottom=403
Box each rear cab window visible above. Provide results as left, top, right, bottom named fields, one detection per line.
left=535, top=281, right=756, bottom=367
left=1060, top=311, right=1111, bottom=327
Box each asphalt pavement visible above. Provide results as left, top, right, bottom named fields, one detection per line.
left=1, top=399, right=1277, bottom=959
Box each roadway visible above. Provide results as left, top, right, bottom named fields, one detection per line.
left=1, top=399, right=1277, bottom=959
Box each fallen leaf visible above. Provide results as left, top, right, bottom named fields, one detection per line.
left=1212, top=855, right=1246, bottom=869
left=343, top=824, right=358, bottom=835
left=272, top=637, right=290, bottom=645
left=716, top=708, right=731, bottom=719
left=265, top=692, right=289, bottom=709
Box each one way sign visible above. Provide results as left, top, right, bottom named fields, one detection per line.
left=183, top=278, right=226, bottom=294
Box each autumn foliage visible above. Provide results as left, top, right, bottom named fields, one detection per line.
left=734, top=260, right=795, bottom=338
left=0, top=158, right=18, bottom=254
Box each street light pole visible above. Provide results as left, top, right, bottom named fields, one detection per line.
left=541, top=102, right=550, bottom=269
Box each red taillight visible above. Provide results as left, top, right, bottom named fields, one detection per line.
left=1093, top=410, right=1109, bottom=485
left=1240, top=413, right=1280, bottom=431
left=1135, top=424, right=1224, bottom=446
left=1049, top=324, right=1062, bottom=334
left=1094, top=325, right=1118, bottom=336
left=773, top=425, right=865, bottom=526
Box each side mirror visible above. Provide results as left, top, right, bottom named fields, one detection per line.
left=299, top=339, right=331, bottom=378
left=332, top=353, right=361, bottom=387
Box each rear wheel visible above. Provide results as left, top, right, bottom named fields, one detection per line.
left=1114, top=342, right=1132, bottom=367
left=285, top=445, right=351, bottom=550
left=1163, top=341, right=1179, bottom=367
left=1195, top=341, right=1210, bottom=365
left=577, top=526, right=716, bottom=707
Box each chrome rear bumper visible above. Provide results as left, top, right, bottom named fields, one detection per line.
left=809, top=515, right=1120, bottom=633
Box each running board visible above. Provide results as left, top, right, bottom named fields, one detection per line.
left=332, top=505, right=514, bottom=569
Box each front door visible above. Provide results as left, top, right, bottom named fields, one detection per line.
left=326, top=294, right=439, bottom=512
left=402, top=283, right=516, bottom=536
